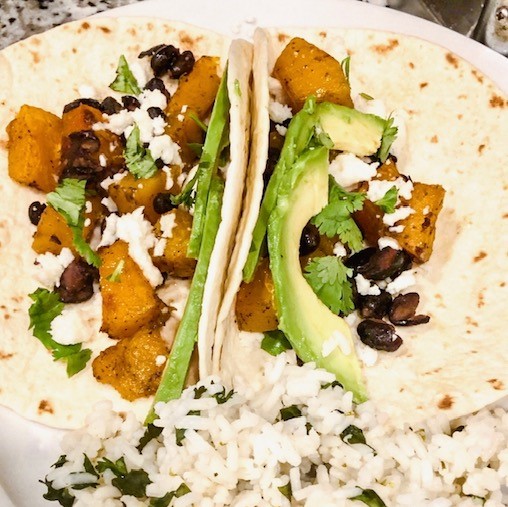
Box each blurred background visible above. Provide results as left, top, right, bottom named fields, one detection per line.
left=0, top=0, right=507, bottom=54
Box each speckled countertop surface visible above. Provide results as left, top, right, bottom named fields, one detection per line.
left=0, top=0, right=139, bottom=49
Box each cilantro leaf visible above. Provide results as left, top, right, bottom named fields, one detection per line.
left=149, top=484, right=191, bottom=507
left=189, top=112, right=208, bottom=132
left=40, top=478, right=75, bottom=507
left=170, top=169, right=199, bottom=208
left=375, top=185, right=398, bottom=214
left=107, top=259, right=125, bottom=282
left=109, top=55, right=142, bottom=95
left=193, top=385, right=207, bottom=399
left=341, top=56, right=351, bottom=82
left=351, top=489, right=387, bottom=507
left=280, top=405, right=302, bottom=421
left=378, top=115, right=398, bottom=163
left=278, top=482, right=292, bottom=500
left=28, top=288, right=92, bottom=376
left=175, top=427, right=186, bottom=446
left=97, top=456, right=151, bottom=498
left=311, top=177, right=365, bottom=252
left=213, top=387, right=234, bottom=405
left=360, top=92, right=374, bottom=101
left=340, top=425, right=367, bottom=445
left=124, top=125, right=158, bottom=179
left=303, top=256, right=355, bottom=315
left=137, top=423, right=163, bottom=452
left=261, top=330, right=292, bottom=356
left=47, top=179, right=100, bottom=267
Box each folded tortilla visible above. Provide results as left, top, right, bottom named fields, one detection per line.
left=214, top=27, right=508, bottom=426
left=0, top=18, right=252, bottom=429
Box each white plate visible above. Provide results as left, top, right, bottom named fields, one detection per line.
left=1, top=1, right=506, bottom=506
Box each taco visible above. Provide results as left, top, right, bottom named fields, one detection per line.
left=0, top=18, right=252, bottom=429
left=214, top=27, right=508, bottom=425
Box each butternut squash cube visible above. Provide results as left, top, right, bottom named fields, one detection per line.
left=153, top=208, right=196, bottom=278
left=273, top=37, right=353, bottom=113
left=166, top=56, right=221, bottom=164
left=6, top=105, right=63, bottom=192
left=99, top=241, right=163, bottom=340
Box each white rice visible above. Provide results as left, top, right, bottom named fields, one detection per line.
left=46, top=352, right=508, bottom=506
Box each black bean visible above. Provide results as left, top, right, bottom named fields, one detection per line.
left=389, top=293, right=430, bottom=326
left=155, top=158, right=166, bottom=169
left=138, top=44, right=167, bottom=59
left=144, top=77, right=171, bottom=101
left=63, top=98, right=102, bottom=114
left=299, top=222, right=320, bottom=256
left=357, top=247, right=412, bottom=280
left=263, top=148, right=280, bottom=190
left=151, top=45, right=179, bottom=77
left=147, top=106, right=166, bottom=120
left=344, top=247, right=377, bottom=271
left=101, top=96, right=123, bottom=115
left=122, top=95, right=140, bottom=111
left=169, top=50, right=195, bottom=78
left=28, top=201, right=46, bottom=225
left=357, top=319, right=403, bottom=352
left=57, top=259, right=98, bottom=304
left=357, top=291, right=392, bottom=319
left=60, top=130, right=102, bottom=182
left=153, top=193, right=175, bottom=214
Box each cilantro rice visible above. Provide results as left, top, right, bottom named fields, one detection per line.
left=45, top=350, right=508, bottom=506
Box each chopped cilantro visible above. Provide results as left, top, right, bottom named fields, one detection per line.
left=137, top=423, right=163, bottom=452
left=311, top=177, right=365, bottom=252
left=234, top=78, right=242, bottom=97
left=175, top=427, right=186, bottom=446
left=360, top=92, right=374, bottom=101
left=303, top=256, right=354, bottom=315
left=340, top=425, right=367, bottom=445
left=107, top=259, right=124, bottom=282
left=213, top=387, right=235, bottom=405
left=278, top=482, right=292, bottom=500
left=149, top=484, right=191, bottom=507
left=261, top=330, right=292, bottom=356
left=187, top=142, right=204, bottom=157
left=375, top=186, right=398, bottom=214
left=193, top=385, right=208, bottom=399
left=189, top=112, right=208, bottom=132
left=124, top=125, right=158, bottom=179
left=280, top=405, right=302, bottom=421
left=41, top=478, right=75, bottom=507
left=170, top=169, right=199, bottom=208
left=351, top=489, right=387, bottom=507
left=109, top=55, right=142, bottom=95
left=378, top=115, right=398, bottom=163
left=28, top=288, right=92, bottom=376
left=341, top=56, right=351, bottom=81
left=47, top=178, right=100, bottom=267
left=97, top=456, right=151, bottom=498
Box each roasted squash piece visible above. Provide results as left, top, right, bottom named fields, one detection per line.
left=165, top=56, right=221, bottom=164
left=109, top=170, right=171, bottom=224
left=153, top=208, right=196, bottom=278
left=235, top=258, right=278, bottom=332
left=32, top=196, right=102, bottom=255
left=273, top=37, right=353, bottom=112
left=92, top=326, right=168, bottom=401
left=6, top=105, right=63, bottom=192
left=99, top=240, right=163, bottom=340
left=394, top=182, right=445, bottom=263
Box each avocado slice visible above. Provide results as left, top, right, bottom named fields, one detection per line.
left=316, top=102, right=386, bottom=157
left=244, top=99, right=386, bottom=282
left=267, top=145, right=368, bottom=402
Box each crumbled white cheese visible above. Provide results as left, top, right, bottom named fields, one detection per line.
left=275, top=124, right=287, bottom=137
left=99, top=154, right=107, bottom=167
left=321, top=337, right=337, bottom=358
left=385, top=270, right=416, bottom=295
left=383, top=206, right=414, bottom=227
left=332, top=242, right=347, bottom=258
left=33, top=248, right=74, bottom=288
left=132, top=109, right=165, bottom=143
left=422, top=205, right=430, bottom=215
left=155, top=355, right=167, bottom=367
left=268, top=77, right=284, bottom=102
left=378, top=236, right=401, bottom=250
left=157, top=278, right=191, bottom=321
left=180, top=105, right=188, bottom=114
left=355, top=274, right=381, bottom=296
left=148, top=135, right=182, bottom=166
left=367, top=177, right=413, bottom=204
left=160, top=213, right=177, bottom=239
left=101, top=197, right=118, bottom=213
left=329, top=153, right=379, bottom=188
left=85, top=201, right=92, bottom=213
left=177, top=114, right=185, bottom=122
left=78, top=84, right=96, bottom=97
left=100, top=172, right=127, bottom=190
left=98, top=208, right=163, bottom=287
left=50, top=293, right=102, bottom=346
left=269, top=100, right=293, bottom=124
left=352, top=95, right=387, bottom=118
left=153, top=238, right=167, bottom=257
left=162, top=166, right=174, bottom=190
left=329, top=330, right=351, bottom=356
left=389, top=225, right=405, bottom=233
left=94, top=109, right=133, bottom=135
left=84, top=218, right=91, bottom=227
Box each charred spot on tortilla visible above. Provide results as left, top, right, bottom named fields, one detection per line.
left=419, top=82, right=428, bottom=89
left=371, top=38, right=399, bottom=54
left=438, top=395, right=454, bottom=410
left=465, top=316, right=479, bottom=328
left=99, top=26, right=112, bottom=34
left=445, top=52, right=459, bottom=68
left=478, top=143, right=486, bottom=154
left=477, top=290, right=485, bottom=309
left=473, top=251, right=488, bottom=262
left=489, top=94, right=506, bottom=108
left=488, top=379, right=504, bottom=390
left=38, top=400, right=54, bottom=414
left=430, top=135, right=438, bottom=143
left=0, top=351, right=14, bottom=360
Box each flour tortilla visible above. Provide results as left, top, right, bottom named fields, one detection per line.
left=215, top=27, right=508, bottom=426
left=0, top=18, right=251, bottom=429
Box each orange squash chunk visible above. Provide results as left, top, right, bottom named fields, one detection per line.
left=99, top=241, right=162, bottom=340
left=32, top=196, right=102, bottom=255
left=165, top=56, right=221, bottom=164
left=7, top=105, right=63, bottom=192
left=92, top=326, right=168, bottom=400
left=273, top=37, right=353, bottom=113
